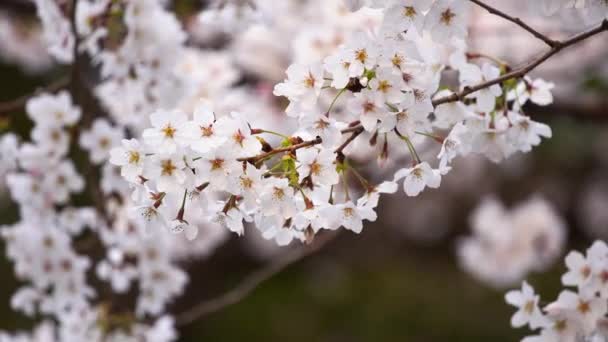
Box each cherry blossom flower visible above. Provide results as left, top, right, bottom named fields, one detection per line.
left=110, top=139, right=147, bottom=183
left=505, top=281, right=549, bottom=329
left=79, top=118, right=123, bottom=164
left=347, top=88, right=387, bottom=132
left=296, top=147, right=339, bottom=187
left=26, top=91, right=81, bottom=127
left=393, top=162, right=441, bottom=197
left=142, top=109, right=189, bottom=154
left=274, top=62, right=325, bottom=116
left=460, top=63, right=502, bottom=113
left=425, top=0, right=470, bottom=42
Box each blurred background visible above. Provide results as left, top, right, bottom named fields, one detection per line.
left=0, top=0, right=607, bottom=341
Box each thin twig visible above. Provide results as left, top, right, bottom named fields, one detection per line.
left=175, top=230, right=340, bottom=326
left=432, top=19, right=608, bottom=107
left=0, top=77, right=70, bottom=116
left=469, top=0, right=558, bottom=47
left=238, top=136, right=323, bottom=162
left=334, top=126, right=364, bottom=154
left=341, top=122, right=363, bottom=134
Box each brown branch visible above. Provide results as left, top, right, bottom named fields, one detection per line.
left=469, top=0, right=558, bottom=47
left=174, top=230, right=340, bottom=326
left=335, top=126, right=364, bottom=154
left=0, top=0, right=36, bottom=15
left=237, top=136, right=322, bottom=162
left=0, top=77, right=70, bottom=117
left=432, top=19, right=608, bottom=107
left=341, top=121, right=362, bottom=134
left=68, top=0, right=108, bottom=218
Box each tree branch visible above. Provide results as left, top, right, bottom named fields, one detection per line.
left=0, top=77, right=70, bottom=117
left=174, top=230, right=340, bottom=326
left=237, top=136, right=323, bottom=162
left=432, top=19, right=608, bottom=107
left=335, top=126, right=364, bottom=154
left=0, top=0, right=36, bottom=15
left=469, top=0, right=558, bottom=47
left=68, top=0, right=108, bottom=218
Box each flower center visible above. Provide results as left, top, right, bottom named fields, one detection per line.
left=440, top=8, right=456, bottom=25
left=363, top=101, right=375, bottom=113
left=273, top=187, right=285, bottom=200
left=523, top=300, right=534, bottom=314
left=355, top=49, right=368, bottom=63
left=211, top=158, right=224, bottom=170
left=581, top=266, right=591, bottom=278
left=577, top=300, right=591, bottom=314
left=161, top=159, right=177, bottom=176
left=233, top=130, right=245, bottom=146
left=99, top=137, right=110, bottom=149
left=403, top=6, right=417, bottom=18
left=411, top=168, right=423, bottom=179
left=51, top=130, right=62, bottom=142
left=377, top=80, right=392, bottom=93
left=240, top=176, right=253, bottom=189
left=315, top=119, right=329, bottom=130
left=392, top=55, right=404, bottom=70
left=343, top=207, right=354, bottom=218
left=413, top=89, right=425, bottom=101
left=162, top=124, right=176, bottom=138
left=310, top=161, right=322, bottom=176
left=128, top=151, right=140, bottom=164
left=304, top=72, right=316, bottom=88
left=201, top=125, right=214, bottom=137
left=396, top=111, right=409, bottom=121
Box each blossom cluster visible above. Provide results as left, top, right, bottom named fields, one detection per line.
left=0, top=0, right=606, bottom=341
left=0, top=90, right=216, bottom=341
left=458, top=196, right=566, bottom=288
left=110, top=102, right=389, bottom=245
left=506, top=241, right=608, bottom=342
left=114, top=0, right=556, bottom=248
left=531, top=0, right=608, bottom=20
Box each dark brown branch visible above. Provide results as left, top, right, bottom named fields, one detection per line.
left=341, top=121, right=363, bottom=134
left=0, top=0, right=36, bottom=15
left=174, top=230, right=339, bottom=326
left=68, top=0, right=108, bottom=218
left=237, top=136, right=323, bottom=162
left=469, top=0, right=558, bottom=47
left=0, top=77, right=70, bottom=117
left=432, top=19, right=608, bottom=107
left=335, top=126, right=364, bottom=154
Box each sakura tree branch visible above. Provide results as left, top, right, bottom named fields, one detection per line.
left=335, top=125, right=364, bottom=154
left=0, top=0, right=36, bottom=15
left=469, top=0, right=558, bottom=47
left=0, top=77, right=70, bottom=117
left=432, top=19, right=608, bottom=107
left=237, top=136, right=323, bottom=162
left=174, top=230, right=339, bottom=326
left=68, top=0, right=108, bottom=218
left=341, top=121, right=362, bottom=134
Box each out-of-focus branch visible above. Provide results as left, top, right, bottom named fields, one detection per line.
left=432, top=19, right=608, bottom=107
left=174, top=230, right=340, bottom=327
left=469, top=0, right=558, bottom=47
left=530, top=100, right=608, bottom=121
left=0, top=77, right=70, bottom=117
left=0, top=0, right=36, bottom=15
left=68, top=0, right=108, bottom=218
